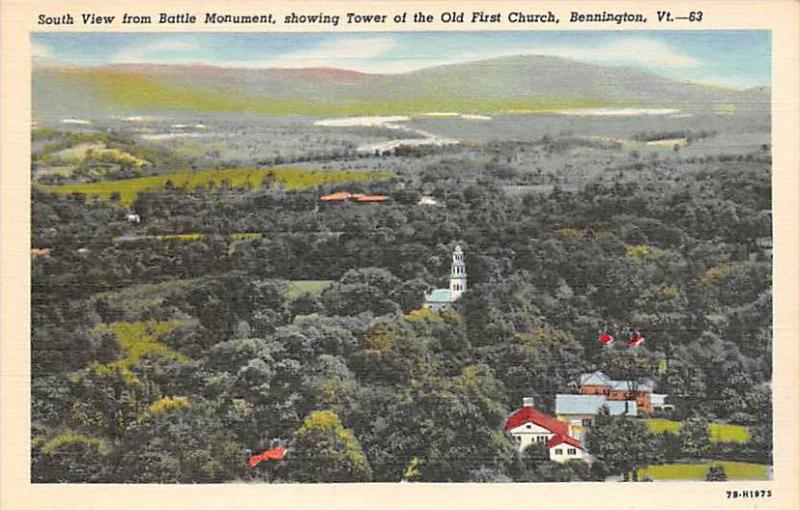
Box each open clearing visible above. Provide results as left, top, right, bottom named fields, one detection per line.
left=284, top=280, right=334, bottom=299
left=645, top=419, right=750, bottom=443
left=638, top=461, right=768, bottom=481
left=90, top=320, right=188, bottom=373
left=37, top=167, right=392, bottom=205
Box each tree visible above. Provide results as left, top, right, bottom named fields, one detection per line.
left=602, top=348, right=661, bottom=394
left=585, top=415, right=660, bottom=481
left=500, top=327, right=585, bottom=408
left=32, top=430, right=114, bottom=482
left=389, top=278, right=430, bottom=313
left=679, top=417, right=710, bottom=459
left=705, top=464, right=727, bottom=481
left=286, top=410, right=372, bottom=482
left=657, top=430, right=683, bottom=463
left=118, top=398, right=245, bottom=483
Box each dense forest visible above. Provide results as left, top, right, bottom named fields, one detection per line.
left=31, top=123, right=772, bottom=483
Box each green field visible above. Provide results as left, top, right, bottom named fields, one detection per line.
left=284, top=280, right=334, bottom=299
left=37, top=167, right=392, bottom=205
left=708, top=423, right=750, bottom=443
left=112, top=233, right=264, bottom=244
left=645, top=419, right=749, bottom=443
left=95, top=320, right=188, bottom=368
left=646, top=418, right=683, bottom=434
left=638, top=461, right=768, bottom=481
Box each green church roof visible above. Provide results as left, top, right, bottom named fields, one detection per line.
left=425, top=289, right=451, bottom=303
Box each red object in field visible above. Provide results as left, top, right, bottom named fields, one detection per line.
left=627, top=330, right=645, bottom=347
left=247, top=446, right=287, bottom=467
left=352, top=194, right=389, bottom=202
left=320, top=191, right=352, bottom=202
left=598, top=332, right=614, bottom=345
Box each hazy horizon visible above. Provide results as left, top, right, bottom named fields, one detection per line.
left=32, top=31, right=771, bottom=89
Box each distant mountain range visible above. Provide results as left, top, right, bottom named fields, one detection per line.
left=33, top=55, right=769, bottom=117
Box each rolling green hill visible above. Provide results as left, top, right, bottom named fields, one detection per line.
left=32, top=56, right=769, bottom=117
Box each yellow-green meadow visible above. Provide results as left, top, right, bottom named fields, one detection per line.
left=37, top=167, right=392, bottom=205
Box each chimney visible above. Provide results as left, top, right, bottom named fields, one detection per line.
left=522, top=397, right=534, bottom=407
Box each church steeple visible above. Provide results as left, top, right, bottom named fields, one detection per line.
left=449, top=244, right=467, bottom=301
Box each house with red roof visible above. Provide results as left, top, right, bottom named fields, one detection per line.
left=578, top=370, right=657, bottom=414
left=319, top=191, right=352, bottom=202
left=351, top=193, right=389, bottom=203
left=505, top=398, right=590, bottom=463
left=319, top=191, right=389, bottom=203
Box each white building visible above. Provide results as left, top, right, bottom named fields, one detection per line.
left=423, top=244, right=467, bottom=311
left=504, top=397, right=591, bottom=463
left=651, top=393, right=675, bottom=412
left=547, top=434, right=590, bottom=463
left=418, top=196, right=440, bottom=206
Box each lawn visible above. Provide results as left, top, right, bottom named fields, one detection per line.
left=37, top=166, right=392, bottom=205
left=708, top=422, right=750, bottom=443
left=159, top=233, right=204, bottom=241
left=645, top=419, right=749, bottom=443
left=645, top=418, right=682, bottom=434
left=284, top=280, right=334, bottom=299
left=638, top=461, right=769, bottom=481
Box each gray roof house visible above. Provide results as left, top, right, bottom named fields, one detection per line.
left=555, top=394, right=638, bottom=417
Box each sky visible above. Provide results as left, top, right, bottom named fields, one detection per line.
left=31, top=31, right=770, bottom=89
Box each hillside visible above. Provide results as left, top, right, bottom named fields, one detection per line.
left=32, top=55, right=769, bottom=118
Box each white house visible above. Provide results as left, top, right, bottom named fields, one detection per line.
left=546, top=434, right=591, bottom=463
left=504, top=397, right=590, bottom=463
left=125, top=212, right=141, bottom=223
left=418, top=196, right=440, bottom=206
left=423, top=244, right=467, bottom=311
left=651, top=393, right=675, bottom=412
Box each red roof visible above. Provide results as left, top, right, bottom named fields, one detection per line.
left=546, top=434, right=584, bottom=450
left=320, top=192, right=351, bottom=202
left=247, top=446, right=287, bottom=467
left=320, top=192, right=388, bottom=202
left=353, top=194, right=388, bottom=202
left=504, top=406, right=568, bottom=435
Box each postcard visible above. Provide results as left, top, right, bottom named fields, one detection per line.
left=1, top=1, right=798, bottom=509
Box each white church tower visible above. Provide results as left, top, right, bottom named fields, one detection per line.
left=423, top=244, right=468, bottom=311
left=449, top=244, right=467, bottom=301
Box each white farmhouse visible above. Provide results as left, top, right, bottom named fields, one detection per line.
left=504, top=397, right=590, bottom=463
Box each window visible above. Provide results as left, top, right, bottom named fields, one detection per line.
left=526, top=424, right=532, bottom=429
left=568, top=448, right=577, bottom=455
left=554, top=449, right=563, bottom=456
left=536, top=435, right=547, bottom=443
left=582, top=419, right=592, bottom=427
left=515, top=436, right=522, bottom=443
